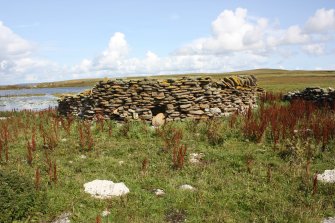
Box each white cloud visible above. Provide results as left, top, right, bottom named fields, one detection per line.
left=1, top=8, right=335, bottom=85
left=98, top=32, right=129, bottom=66
left=169, top=13, right=180, bottom=21
left=0, top=21, right=33, bottom=58
left=302, top=43, right=325, bottom=55
left=282, top=25, right=309, bottom=44
left=305, top=8, right=335, bottom=33
left=68, top=8, right=335, bottom=80
left=0, top=21, right=64, bottom=84
left=176, top=8, right=268, bottom=55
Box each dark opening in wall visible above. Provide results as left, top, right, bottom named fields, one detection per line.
left=151, top=105, right=166, bottom=116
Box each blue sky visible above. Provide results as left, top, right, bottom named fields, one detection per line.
left=0, top=0, right=335, bottom=84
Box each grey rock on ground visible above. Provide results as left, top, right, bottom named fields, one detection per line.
left=317, top=169, right=335, bottom=183
left=52, top=212, right=71, bottom=223
left=179, top=184, right=195, bottom=191
left=153, top=188, right=165, bottom=196
left=323, top=217, right=335, bottom=223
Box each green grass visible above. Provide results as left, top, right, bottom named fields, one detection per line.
left=1, top=108, right=335, bottom=222
left=2, top=69, right=335, bottom=93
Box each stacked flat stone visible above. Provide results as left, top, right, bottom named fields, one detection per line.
left=57, top=75, right=263, bottom=121
left=283, top=87, right=335, bottom=107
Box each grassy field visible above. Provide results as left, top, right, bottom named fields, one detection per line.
left=1, top=69, right=334, bottom=93
left=35, top=69, right=335, bottom=93
left=1, top=97, right=335, bottom=222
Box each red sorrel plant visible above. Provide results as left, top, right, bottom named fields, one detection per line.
left=78, top=121, right=94, bottom=151
left=141, top=157, right=149, bottom=174
left=306, top=159, right=311, bottom=178
left=96, top=113, right=105, bottom=132
left=85, top=122, right=94, bottom=151
left=173, top=144, right=187, bottom=169
left=27, top=141, right=33, bottom=166
left=0, top=138, right=2, bottom=161
left=108, top=121, right=113, bottom=137
left=96, top=215, right=102, bottom=223
left=78, top=122, right=84, bottom=149
left=267, top=164, right=273, bottom=182
left=245, top=154, right=254, bottom=174
left=46, top=158, right=57, bottom=185
left=229, top=112, right=238, bottom=128
left=31, top=127, right=36, bottom=151
left=35, top=167, right=40, bottom=190
left=206, top=119, right=225, bottom=145
left=52, top=117, right=60, bottom=141
left=313, top=173, right=318, bottom=195
left=53, top=162, right=57, bottom=184
left=158, top=125, right=183, bottom=152
left=5, top=141, right=8, bottom=162
left=119, top=121, right=131, bottom=137
left=45, top=153, right=53, bottom=183
left=40, top=125, right=58, bottom=150
left=259, top=92, right=283, bottom=104
left=243, top=116, right=267, bottom=143
left=61, top=116, right=74, bottom=134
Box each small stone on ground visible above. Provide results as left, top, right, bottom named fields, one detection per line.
left=153, top=188, right=165, bottom=196
left=323, top=217, right=335, bottom=223
left=101, top=209, right=111, bottom=217
left=189, top=153, right=204, bottom=164
left=52, top=212, right=71, bottom=223
left=118, top=160, right=124, bottom=165
left=179, top=184, right=195, bottom=191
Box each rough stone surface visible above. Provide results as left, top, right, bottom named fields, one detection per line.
left=101, top=210, right=111, bottom=217
left=189, top=153, right=205, bottom=164
left=52, top=212, right=71, bottom=223
left=324, top=217, right=335, bottom=223
left=153, top=188, right=165, bottom=196
left=84, top=180, right=130, bottom=198
left=317, top=170, right=335, bottom=183
left=283, top=87, right=335, bottom=108
left=152, top=113, right=165, bottom=127
left=179, top=184, right=195, bottom=191
left=58, top=75, right=263, bottom=121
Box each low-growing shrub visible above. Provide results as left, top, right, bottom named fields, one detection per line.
left=0, top=170, right=47, bottom=222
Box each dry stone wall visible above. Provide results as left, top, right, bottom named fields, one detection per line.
left=57, top=75, right=263, bottom=122
left=283, top=87, right=335, bottom=107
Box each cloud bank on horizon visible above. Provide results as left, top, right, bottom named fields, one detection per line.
left=0, top=7, right=335, bottom=84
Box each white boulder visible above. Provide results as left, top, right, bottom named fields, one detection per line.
left=317, top=170, right=335, bottom=183
left=84, top=180, right=129, bottom=199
